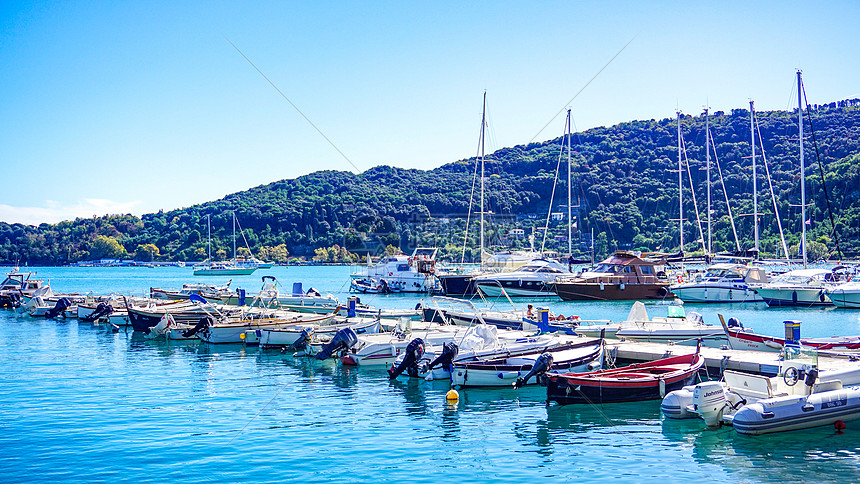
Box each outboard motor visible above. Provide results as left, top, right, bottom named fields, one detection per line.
left=692, top=381, right=728, bottom=427
left=427, top=342, right=458, bottom=373
left=727, top=317, right=743, bottom=329
left=315, top=327, right=359, bottom=360
left=82, top=302, right=114, bottom=323
left=44, top=298, right=72, bottom=319
left=388, top=338, right=426, bottom=379
left=181, top=316, right=213, bottom=338
left=284, top=327, right=314, bottom=353
left=514, top=353, right=554, bottom=389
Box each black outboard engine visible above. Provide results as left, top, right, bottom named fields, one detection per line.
left=45, top=297, right=72, bottom=319
left=388, top=338, right=426, bottom=379
left=181, top=316, right=213, bottom=338
left=513, top=353, right=554, bottom=389
left=82, top=302, right=114, bottom=323
left=315, top=327, right=359, bottom=360
left=805, top=368, right=819, bottom=387
left=284, top=327, right=314, bottom=353
left=727, top=317, right=744, bottom=329
left=427, top=342, right=458, bottom=373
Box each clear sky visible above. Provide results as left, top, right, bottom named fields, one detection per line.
left=1, top=1, right=857, bottom=225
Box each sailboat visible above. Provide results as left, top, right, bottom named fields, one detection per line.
left=754, top=71, right=845, bottom=306
left=193, top=214, right=258, bottom=276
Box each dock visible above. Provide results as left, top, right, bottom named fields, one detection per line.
left=606, top=340, right=860, bottom=378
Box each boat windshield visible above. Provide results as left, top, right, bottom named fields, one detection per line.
left=593, top=264, right=620, bottom=274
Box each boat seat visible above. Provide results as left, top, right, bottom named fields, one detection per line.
left=812, top=380, right=843, bottom=393
left=723, top=370, right=787, bottom=399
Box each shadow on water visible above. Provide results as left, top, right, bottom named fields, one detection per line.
left=661, top=415, right=860, bottom=482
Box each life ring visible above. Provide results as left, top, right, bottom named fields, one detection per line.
left=388, top=272, right=393, bottom=277
left=677, top=275, right=684, bottom=284
left=408, top=257, right=414, bottom=266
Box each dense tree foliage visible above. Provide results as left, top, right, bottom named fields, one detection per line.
left=3, top=101, right=859, bottom=265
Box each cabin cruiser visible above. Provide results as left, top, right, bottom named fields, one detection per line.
left=471, top=258, right=570, bottom=297
left=350, top=247, right=439, bottom=293
left=826, top=279, right=860, bottom=308
left=754, top=268, right=847, bottom=307
left=550, top=251, right=673, bottom=301
left=0, top=269, right=50, bottom=308
left=669, top=263, right=768, bottom=303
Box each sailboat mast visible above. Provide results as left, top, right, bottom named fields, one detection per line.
left=207, top=214, right=211, bottom=261
left=566, top=108, right=572, bottom=258
left=797, top=70, right=807, bottom=268
left=750, top=100, right=759, bottom=253
left=232, top=212, right=237, bottom=260
left=677, top=111, right=684, bottom=252
left=479, top=91, right=486, bottom=266
left=705, top=107, right=712, bottom=255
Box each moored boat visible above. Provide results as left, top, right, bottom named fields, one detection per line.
left=550, top=251, right=673, bottom=301
left=545, top=344, right=704, bottom=405
left=669, top=263, right=768, bottom=303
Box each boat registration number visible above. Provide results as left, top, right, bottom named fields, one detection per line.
left=822, top=398, right=848, bottom=409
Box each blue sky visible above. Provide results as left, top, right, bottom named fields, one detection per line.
left=1, top=1, right=858, bottom=225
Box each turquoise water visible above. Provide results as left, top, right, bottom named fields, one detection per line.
left=2, top=266, right=860, bottom=483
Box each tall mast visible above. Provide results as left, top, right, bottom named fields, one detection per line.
left=207, top=214, right=211, bottom=261
left=677, top=111, right=684, bottom=252
left=705, top=107, right=712, bottom=255
left=232, top=212, right=237, bottom=260
left=750, top=100, right=759, bottom=253
left=479, top=91, right=486, bottom=266
left=566, top=108, right=572, bottom=258
left=798, top=70, right=807, bottom=268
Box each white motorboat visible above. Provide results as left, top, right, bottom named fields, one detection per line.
left=662, top=348, right=860, bottom=435
left=341, top=320, right=473, bottom=367
left=754, top=268, right=843, bottom=307
left=572, top=301, right=727, bottom=347
left=216, top=278, right=339, bottom=308
left=199, top=309, right=340, bottom=344
left=388, top=324, right=562, bottom=381
left=350, top=247, right=439, bottom=293
left=827, top=279, right=860, bottom=308
left=471, top=258, right=570, bottom=297
left=669, top=263, right=768, bottom=303
left=258, top=316, right=383, bottom=349
left=150, top=281, right=234, bottom=301
left=450, top=337, right=604, bottom=388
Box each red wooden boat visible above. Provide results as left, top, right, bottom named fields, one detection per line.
left=546, top=344, right=704, bottom=405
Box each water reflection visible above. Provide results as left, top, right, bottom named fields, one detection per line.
left=661, top=417, right=860, bottom=482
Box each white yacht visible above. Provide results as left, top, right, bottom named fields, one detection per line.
left=754, top=268, right=843, bottom=307
left=669, top=263, right=768, bottom=303
left=827, top=279, right=860, bottom=308
left=349, top=247, right=439, bottom=293
left=471, top=258, right=570, bottom=297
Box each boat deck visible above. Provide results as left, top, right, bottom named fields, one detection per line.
left=607, top=340, right=860, bottom=377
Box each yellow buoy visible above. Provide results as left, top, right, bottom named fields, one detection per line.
left=446, top=389, right=459, bottom=401
left=240, top=332, right=246, bottom=340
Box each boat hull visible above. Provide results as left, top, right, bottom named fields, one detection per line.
left=755, top=287, right=832, bottom=307
left=552, top=282, right=673, bottom=301
left=732, top=391, right=860, bottom=435
left=438, top=274, right=478, bottom=297
left=670, top=284, right=762, bottom=303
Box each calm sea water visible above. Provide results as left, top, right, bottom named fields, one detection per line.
left=2, top=265, right=860, bottom=483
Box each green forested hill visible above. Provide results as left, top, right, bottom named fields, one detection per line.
left=3, top=101, right=860, bottom=265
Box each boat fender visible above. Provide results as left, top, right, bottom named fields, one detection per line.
left=315, top=327, right=359, bottom=360
left=514, top=353, right=554, bottom=389
left=427, top=342, right=458, bottom=373
left=181, top=316, right=213, bottom=338
left=388, top=338, right=425, bottom=379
